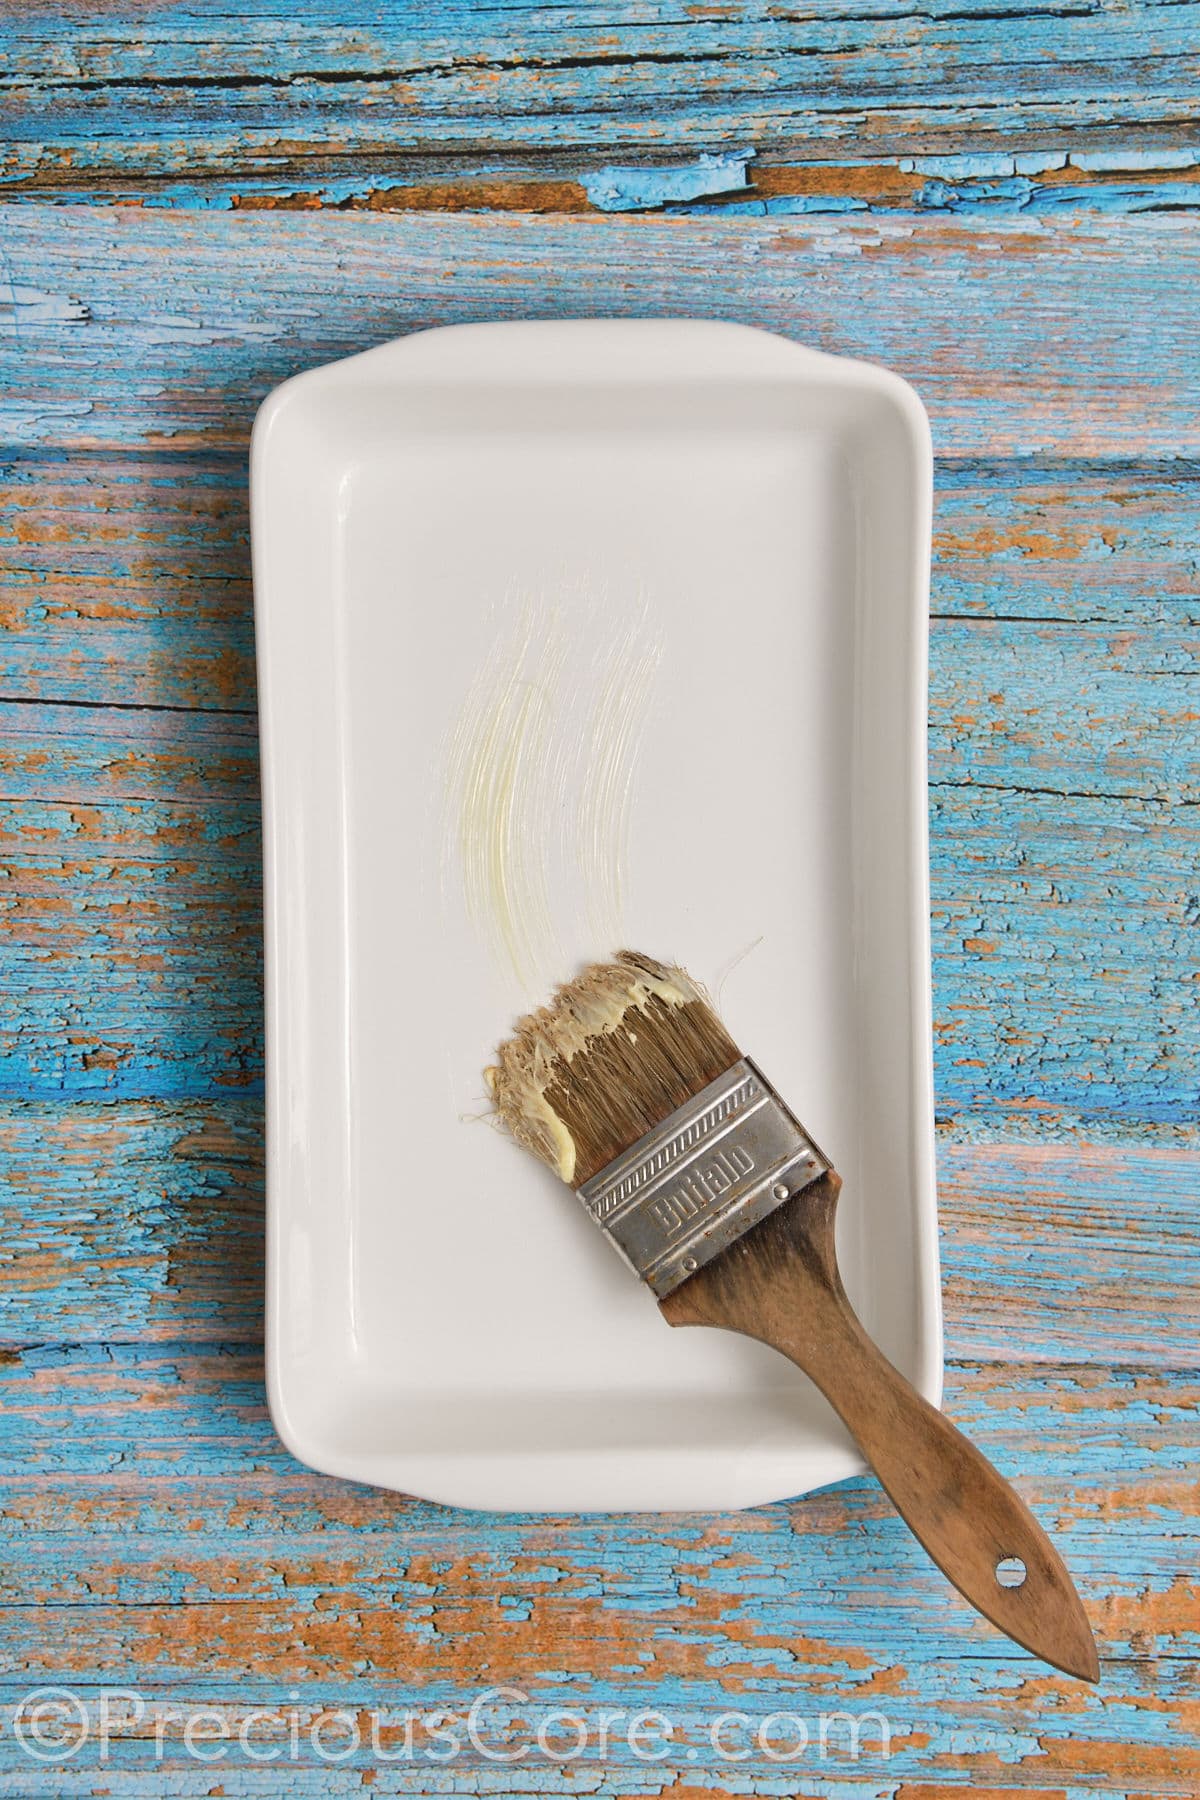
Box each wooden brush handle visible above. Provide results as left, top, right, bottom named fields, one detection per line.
left=660, top=1173, right=1098, bottom=1682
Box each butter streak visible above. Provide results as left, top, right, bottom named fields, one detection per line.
left=443, top=592, right=662, bottom=994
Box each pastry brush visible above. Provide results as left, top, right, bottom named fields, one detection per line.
left=486, top=949, right=1098, bottom=1681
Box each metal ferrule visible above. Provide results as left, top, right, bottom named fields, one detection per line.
left=576, top=1058, right=830, bottom=1298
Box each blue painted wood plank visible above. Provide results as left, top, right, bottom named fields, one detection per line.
left=1, top=703, right=262, bottom=1099
left=2, top=0, right=1199, bottom=197
left=0, top=1348, right=1194, bottom=1785
left=3, top=458, right=1199, bottom=1125
left=4, top=1112, right=1197, bottom=1363
left=19, top=148, right=1200, bottom=218
left=1, top=208, right=1198, bottom=457
left=930, top=787, right=1199, bottom=1138
left=0, top=1099, right=263, bottom=1341
left=6, top=455, right=1198, bottom=715
left=9, top=622, right=1171, bottom=828
left=3, top=709, right=1197, bottom=1124
left=0, top=1665, right=1192, bottom=1800
left=4, top=1348, right=1193, bottom=1513
left=0, top=451, right=256, bottom=713
left=931, top=460, right=1200, bottom=628
left=3, top=1355, right=1192, bottom=1529
left=932, top=619, right=1199, bottom=803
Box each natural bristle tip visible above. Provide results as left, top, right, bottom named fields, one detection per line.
left=486, top=950, right=741, bottom=1187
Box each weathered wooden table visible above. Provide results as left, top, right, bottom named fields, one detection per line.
left=3, top=5, right=1198, bottom=1793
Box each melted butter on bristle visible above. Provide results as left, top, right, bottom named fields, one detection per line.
left=485, top=954, right=703, bottom=1184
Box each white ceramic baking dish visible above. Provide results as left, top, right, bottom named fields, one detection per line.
left=252, top=319, right=939, bottom=1512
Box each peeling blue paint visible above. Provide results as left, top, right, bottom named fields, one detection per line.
left=1070, top=147, right=1200, bottom=172
left=583, top=149, right=754, bottom=212
left=0, top=282, right=89, bottom=326
left=69, top=151, right=1200, bottom=220
left=902, top=152, right=1021, bottom=179
left=916, top=174, right=1200, bottom=217
left=0, top=395, right=94, bottom=439
left=668, top=195, right=868, bottom=218
left=1014, top=150, right=1069, bottom=175
left=917, top=175, right=1036, bottom=211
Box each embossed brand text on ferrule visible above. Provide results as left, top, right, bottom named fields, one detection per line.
left=649, top=1145, right=756, bottom=1235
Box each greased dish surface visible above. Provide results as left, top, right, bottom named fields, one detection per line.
left=252, top=319, right=939, bottom=1511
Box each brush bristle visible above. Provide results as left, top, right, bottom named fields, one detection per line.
left=485, top=950, right=742, bottom=1186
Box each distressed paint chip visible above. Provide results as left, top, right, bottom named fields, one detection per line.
left=584, top=148, right=754, bottom=212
